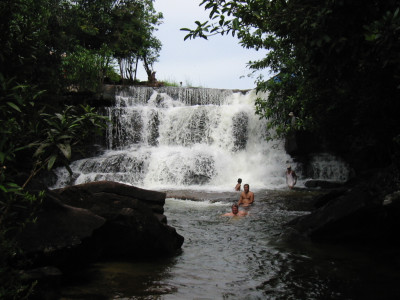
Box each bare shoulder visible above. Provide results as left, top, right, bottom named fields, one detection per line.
left=222, top=212, right=233, bottom=217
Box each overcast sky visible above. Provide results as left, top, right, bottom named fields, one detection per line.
left=136, top=0, right=270, bottom=90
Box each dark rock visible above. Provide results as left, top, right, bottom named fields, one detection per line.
left=91, top=207, right=183, bottom=258
left=16, top=181, right=184, bottom=273
left=16, top=192, right=106, bottom=269
left=287, top=185, right=385, bottom=243
left=312, top=188, right=348, bottom=208
left=53, top=180, right=166, bottom=215
left=232, top=112, right=248, bottom=151
left=305, top=179, right=345, bottom=189
left=285, top=130, right=322, bottom=157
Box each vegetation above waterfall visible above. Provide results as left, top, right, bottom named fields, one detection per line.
left=182, top=0, right=400, bottom=172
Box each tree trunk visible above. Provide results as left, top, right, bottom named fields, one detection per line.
left=142, top=56, right=156, bottom=84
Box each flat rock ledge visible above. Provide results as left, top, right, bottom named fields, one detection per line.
left=16, top=181, right=184, bottom=273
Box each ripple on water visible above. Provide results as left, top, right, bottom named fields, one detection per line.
left=59, top=189, right=400, bottom=299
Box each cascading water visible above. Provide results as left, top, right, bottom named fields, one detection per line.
left=308, top=152, right=350, bottom=182
left=51, top=86, right=294, bottom=191
left=50, top=86, right=348, bottom=191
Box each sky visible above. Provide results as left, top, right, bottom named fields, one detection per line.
left=135, top=0, right=271, bottom=90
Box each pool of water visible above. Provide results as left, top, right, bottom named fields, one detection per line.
left=59, top=189, right=400, bottom=299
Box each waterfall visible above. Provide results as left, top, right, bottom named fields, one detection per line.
left=307, top=153, right=350, bottom=182
left=50, top=86, right=347, bottom=191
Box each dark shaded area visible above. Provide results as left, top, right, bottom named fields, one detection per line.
left=15, top=181, right=184, bottom=299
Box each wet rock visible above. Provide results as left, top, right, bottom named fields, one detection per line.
left=53, top=180, right=166, bottom=214
left=287, top=169, right=400, bottom=255
left=304, top=179, right=345, bottom=189
left=287, top=185, right=385, bottom=243
left=232, top=112, right=248, bottom=151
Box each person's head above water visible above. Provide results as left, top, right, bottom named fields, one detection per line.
left=231, top=203, right=239, bottom=214
left=237, top=178, right=242, bottom=183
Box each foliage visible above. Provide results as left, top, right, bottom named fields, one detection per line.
left=0, top=74, right=109, bottom=297
left=0, top=0, right=66, bottom=93
left=61, top=46, right=111, bottom=92
left=0, top=0, right=163, bottom=93
left=182, top=0, right=400, bottom=166
left=25, top=104, right=110, bottom=188
left=0, top=178, right=43, bottom=300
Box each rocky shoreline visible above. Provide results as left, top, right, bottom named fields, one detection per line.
left=16, top=181, right=184, bottom=299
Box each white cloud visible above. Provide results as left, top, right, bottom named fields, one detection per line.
left=134, top=0, right=269, bottom=90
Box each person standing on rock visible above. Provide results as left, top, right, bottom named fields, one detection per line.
left=235, top=178, right=242, bottom=191
left=238, top=184, right=254, bottom=207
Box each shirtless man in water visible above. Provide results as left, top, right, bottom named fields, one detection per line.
left=222, top=204, right=247, bottom=217
left=238, top=184, right=254, bottom=207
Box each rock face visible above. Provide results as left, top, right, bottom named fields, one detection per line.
left=16, top=181, right=184, bottom=272
left=304, top=179, right=345, bottom=189
left=287, top=182, right=400, bottom=246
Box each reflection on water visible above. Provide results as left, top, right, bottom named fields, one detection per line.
left=59, top=189, right=400, bottom=300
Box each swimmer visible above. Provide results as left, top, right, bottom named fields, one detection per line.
left=235, top=178, right=242, bottom=191
left=238, top=184, right=254, bottom=207
left=222, top=204, right=247, bottom=217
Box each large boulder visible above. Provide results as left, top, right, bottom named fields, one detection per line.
left=53, top=180, right=166, bottom=215
left=16, top=181, right=184, bottom=272
left=17, top=192, right=106, bottom=270
left=287, top=183, right=400, bottom=244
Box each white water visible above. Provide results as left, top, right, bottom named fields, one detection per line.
left=51, top=86, right=348, bottom=191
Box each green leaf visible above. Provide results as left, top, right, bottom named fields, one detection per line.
left=33, top=143, right=51, bottom=158
left=47, top=155, right=57, bottom=170
left=7, top=102, right=21, bottom=112
left=57, top=143, right=71, bottom=160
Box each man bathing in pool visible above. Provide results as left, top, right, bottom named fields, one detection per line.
left=222, top=204, right=247, bottom=217
left=238, top=184, right=254, bottom=207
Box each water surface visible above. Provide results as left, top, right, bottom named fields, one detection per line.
left=59, top=189, right=400, bottom=299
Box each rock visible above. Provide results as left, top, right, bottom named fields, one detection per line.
left=232, top=112, right=248, bottom=151
left=91, top=207, right=183, bottom=258
left=287, top=185, right=384, bottom=243
left=16, top=192, right=106, bottom=269
left=16, top=181, right=184, bottom=272
left=305, top=179, right=345, bottom=189
left=53, top=180, right=166, bottom=215
left=285, top=130, right=321, bottom=157
left=312, top=188, right=348, bottom=208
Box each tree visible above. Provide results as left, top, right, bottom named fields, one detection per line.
left=0, top=0, right=66, bottom=93
left=110, top=0, right=163, bottom=83
left=182, top=0, right=400, bottom=169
